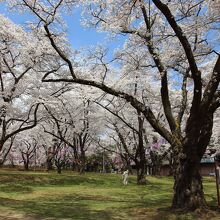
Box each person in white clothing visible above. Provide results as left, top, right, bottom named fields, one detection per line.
left=122, top=170, right=129, bottom=185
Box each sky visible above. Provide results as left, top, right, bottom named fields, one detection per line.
left=1, top=2, right=218, bottom=66
left=0, top=3, right=125, bottom=59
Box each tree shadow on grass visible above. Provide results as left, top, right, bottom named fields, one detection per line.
left=0, top=196, right=118, bottom=220
left=112, top=182, right=173, bottom=209
left=150, top=208, right=220, bottom=220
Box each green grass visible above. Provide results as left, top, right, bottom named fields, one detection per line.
left=0, top=170, right=219, bottom=220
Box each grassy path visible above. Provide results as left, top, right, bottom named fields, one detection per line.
left=0, top=170, right=219, bottom=220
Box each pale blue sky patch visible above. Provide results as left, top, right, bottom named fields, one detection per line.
left=0, top=3, right=125, bottom=60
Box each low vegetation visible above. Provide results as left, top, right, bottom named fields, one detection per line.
left=0, top=170, right=219, bottom=220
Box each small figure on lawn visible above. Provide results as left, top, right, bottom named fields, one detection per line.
left=122, top=170, right=129, bottom=185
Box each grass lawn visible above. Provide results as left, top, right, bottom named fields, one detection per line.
left=0, top=170, right=219, bottom=220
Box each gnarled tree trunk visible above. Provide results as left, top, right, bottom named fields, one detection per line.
left=172, top=112, right=214, bottom=210
left=172, top=155, right=206, bottom=210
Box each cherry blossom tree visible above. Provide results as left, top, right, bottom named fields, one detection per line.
left=44, top=137, right=73, bottom=174
left=0, top=14, right=45, bottom=164
left=6, top=126, right=49, bottom=170
left=18, top=139, right=37, bottom=171
left=39, top=85, right=104, bottom=174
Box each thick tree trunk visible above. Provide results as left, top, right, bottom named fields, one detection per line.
left=172, top=154, right=207, bottom=210
left=171, top=111, right=214, bottom=211
left=136, top=159, right=147, bottom=184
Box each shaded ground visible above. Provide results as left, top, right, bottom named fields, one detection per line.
left=0, top=170, right=219, bottom=220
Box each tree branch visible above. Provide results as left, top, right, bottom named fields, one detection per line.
left=44, top=24, right=76, bottom=79
left=42, top=76, right=173, bottom=143
left=152, top=0, right=202, bottom=114
left=5, top=103, right=40, bottom=140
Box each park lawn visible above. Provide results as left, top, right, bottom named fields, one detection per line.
left=0, top=170, right=219, bottom=220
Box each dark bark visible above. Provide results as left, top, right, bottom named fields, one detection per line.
left=172, top=154, right=206, bottom=210
left=79, top=151, right=86, bottom=174
left=136, top=164, right=146, bottom=185
left=172, top=112, right=214, bottom=210
left=135, top=147, right=147, bottom=184
left=57, top=166, right=62, bottom=174
left=0, top=137, right=14, bottom=167
left=24, top=161, right=29, bottom=171
left=168, top=153, right=174, bottom=176
left=136, top=111, right=147, bottom=184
